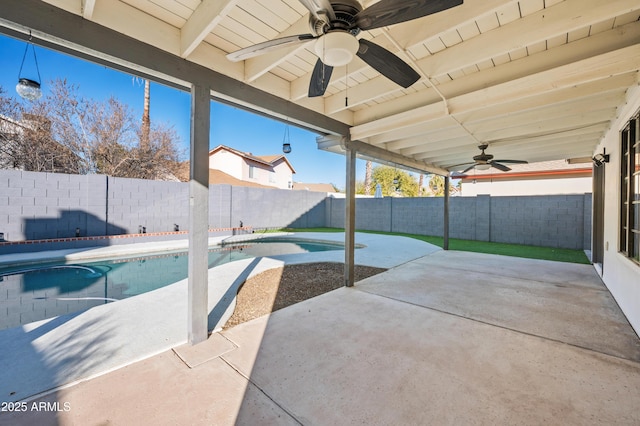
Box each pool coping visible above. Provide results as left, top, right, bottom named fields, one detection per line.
left=0, top=232, right=441, bottom=402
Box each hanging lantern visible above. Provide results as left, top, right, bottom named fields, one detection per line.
left=282, top=121, right=292, bottom=154
left=16, top=39, right=42, bottom=101
left=16, top=78, right=41, bottom=101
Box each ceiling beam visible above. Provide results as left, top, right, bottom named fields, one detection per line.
left=422, top=134, right=603, bottom=165
left=180, top=0, right=238, bottom=58
left=81, top=0, right=95, bottom=19
left=473, top=112, right=615, bottom=142
left=423, top=127, right=607, bottom=163
left=396, top=121, right=609, bottom=165
left=454, top=72, right=636, bottom=124
left=325, top=1, right=640, bottom=119
left=464, top=93, right=625, bottom=134
left=398, top=135, right=478, bottom=157
left=389, top=0, right=519, bottom=51
left=371, top=116, right=460, bottom=146
left=420, top=0, right=640, bottom=79
left=318, top=136, right=449, bottom=176
left=351, top=44, right=640, bottom=141
left=350, top=19, right=640, bottom=125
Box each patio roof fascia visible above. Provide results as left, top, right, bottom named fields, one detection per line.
left=317, top=135, right=451, bottom=177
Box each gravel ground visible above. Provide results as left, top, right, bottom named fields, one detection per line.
left=223, top=262, right=387, bottom=329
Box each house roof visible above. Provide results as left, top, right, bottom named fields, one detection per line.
left=292, top=182, right=337, bottom=193
left=3, top=0, right=638, bottom=177
left=208, top=169, right=274, bottom=189
left=458, top=160, right=593, bottom=182
left=209, top=145, right=296, bottom=174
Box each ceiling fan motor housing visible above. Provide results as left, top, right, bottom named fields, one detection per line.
left=309, top=0, right=362, bottom=35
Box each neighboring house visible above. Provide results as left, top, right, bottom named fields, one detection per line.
left=208, top=169, right=273, bottom=188
left=208, top=145, right=295, bottom=190
left=292, top=182, right=337, bottom=193
left=458, top=160, right=592, bottom=196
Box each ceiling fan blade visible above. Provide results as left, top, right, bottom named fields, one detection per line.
left=490, top=162, right=512, bottom=172
left=356, top=39, right=420, bottom=88
left=493, top=159, right=528, bottom=164
left=227, top=34, right=316, bottom=62
left=308, top=59, right=334, bottom=97
left=461, top=164, right=476, bottom=173
left=355, top=0, right=463, bottom=30
left=298, top=0, right=336, bottom=21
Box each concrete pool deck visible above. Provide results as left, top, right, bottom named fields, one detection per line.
left=0, top=232, right=439, bottom=402
left=2, top=247, right=640, bottom=425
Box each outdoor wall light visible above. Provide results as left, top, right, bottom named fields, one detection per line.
left=593, top=150, right=610, bottom=167
left=16, top=37, right=43, bottom=101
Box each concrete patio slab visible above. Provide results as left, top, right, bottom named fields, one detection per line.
left=359, top=251, right=640, bottom=362
left=221, top=287, right=640, bottom=425
left=173, top=333, right=236, bottom=368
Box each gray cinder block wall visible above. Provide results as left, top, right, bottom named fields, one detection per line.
left=0, top=170, right=328, bottom=241
left=1, top=171, right=591, bottom=250
left=327, top=194, right=591, bottom=250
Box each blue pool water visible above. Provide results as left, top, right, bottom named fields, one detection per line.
left=0, top=239, right=344, bottom=330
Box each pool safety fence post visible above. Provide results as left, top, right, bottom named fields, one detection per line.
left=344, top=140, right=356, bottom=287
left=188, top=82, right=210, bottom=345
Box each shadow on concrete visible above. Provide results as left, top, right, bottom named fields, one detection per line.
left=0, top=309, right=117, bottom=425
left=222, top=252, right=640, bottom=424
left=208, top=258, right=261, bottom=332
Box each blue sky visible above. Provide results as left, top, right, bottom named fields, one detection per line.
left=0, top=34, right=367, bottom=188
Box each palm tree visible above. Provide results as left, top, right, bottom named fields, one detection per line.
left=140, top=79, right=150, bottom=150
left=364, top=160, right=373, bottom=195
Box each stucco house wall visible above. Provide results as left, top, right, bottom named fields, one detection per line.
left=462, top=176, right=592, bottom=196
left=209, top=150, right=243, bottom=178
left=596, top=84, right=640, bottom=335
left=271, top=159, right=293, bottom=189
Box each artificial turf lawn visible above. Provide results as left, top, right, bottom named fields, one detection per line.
left=282, top=227, right=590, bottom=264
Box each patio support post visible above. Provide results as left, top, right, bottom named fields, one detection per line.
left=444, top=175, right=450, bottom=250
left=188, top=83, right=210, bottom=345
left=344, top=140, right=356, bottom=287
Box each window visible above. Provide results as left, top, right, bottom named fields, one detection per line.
left=620, top=114, right=639, bottom=263
left=249, top=165, right=255, bottom=179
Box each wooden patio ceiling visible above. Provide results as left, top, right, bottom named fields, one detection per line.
left=2, top=0, right=640, bottom=175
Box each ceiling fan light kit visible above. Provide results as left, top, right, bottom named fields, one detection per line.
left=314, top=31, right=359, bottom=67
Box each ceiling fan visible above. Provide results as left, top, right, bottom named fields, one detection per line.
left=226, top=0, right=463, bottom=97
left=452, top=144, right=528, bottom=173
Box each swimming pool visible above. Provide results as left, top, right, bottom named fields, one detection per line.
left=0, top=238, right=345, bottom=330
